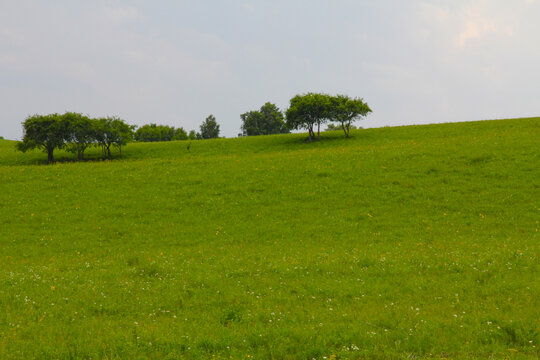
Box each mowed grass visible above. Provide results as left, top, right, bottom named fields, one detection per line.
left=0, top=118, right=538, bottom=359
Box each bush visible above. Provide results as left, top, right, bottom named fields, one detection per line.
left=135, top=124, right=188, bottom=142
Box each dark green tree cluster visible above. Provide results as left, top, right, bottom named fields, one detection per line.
left=17, top=112, right=134, bottom=163
left=199, top=115, right=220, bottom=139
left=240, top=102, right=289, bottom=136
left=286, top=93, right=372, bottom=141
left=135, top=124, right=188, bottom=142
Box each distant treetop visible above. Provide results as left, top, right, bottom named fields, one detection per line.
left=199, top=115, right=220, bottom=139
left=241, top=102, right=289, bottom=136
left=135, top=124, right=188, bottom=142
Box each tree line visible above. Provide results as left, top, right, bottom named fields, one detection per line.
left=17, top=113, right=222, bottom=163
left=16, top=93, right=370, bottom=163
left=134, top=115, right=220, bottom=142
left=17, top=113, right=134, bottom=163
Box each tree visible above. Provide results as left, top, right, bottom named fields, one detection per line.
left=174, top=127, right=188, bottom=140
left=199, top=114, right=220, bottom=139
left=240, top=102, right=288, bottom=136
left=240, top=111, right=263, bottom=136
left=94, top=118, right=114, bottom=159
left=188, top=130, right=197, bottom=140
left=64, top=112, right=94, bottom=160
left=285, top=93, right=330, bottom=141
left=135, top=124, right=188, bottom=142
left=17, top=113, right=70, bottom=163
left=94, top=117, right=134, bottom=158
left=112, top=119, right=135, bottom=156
left=135, top=124, right=162, bottom=142
left=329, top=95, right=372, bottom=138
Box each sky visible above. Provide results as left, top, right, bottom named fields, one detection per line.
left=1, top=0, right=539, bottom=140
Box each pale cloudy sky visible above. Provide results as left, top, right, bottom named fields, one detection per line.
left=1, top=0, right=539, bottom=139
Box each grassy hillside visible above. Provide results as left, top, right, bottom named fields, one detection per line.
left=0, top=118, right=539, bottom=359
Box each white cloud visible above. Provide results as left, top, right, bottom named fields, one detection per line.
left=455, top=16, right=497, bottom=48
left=420, top=2, right=519, bottom=49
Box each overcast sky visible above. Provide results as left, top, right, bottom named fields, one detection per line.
left=1, top=0, right=539, bottom=139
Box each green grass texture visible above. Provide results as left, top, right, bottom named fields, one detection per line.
left=0, top=118, right=539, bottom=359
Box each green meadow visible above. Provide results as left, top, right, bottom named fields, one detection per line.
left=0, top=118, right=538, bottom=359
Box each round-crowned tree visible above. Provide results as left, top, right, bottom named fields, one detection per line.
left=199, top=114, right=220, bottom=139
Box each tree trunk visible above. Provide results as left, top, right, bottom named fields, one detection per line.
left=78, top=148, right=84, bottom=160
left=119, top=144, right=122, bottom=157
left=317, top=122, right=320, bottom=141
left=106, top=144, right=112, bottom=159
left=341, top=122, right=349, bottom=138
left=47, top=148, right=54, bottom=164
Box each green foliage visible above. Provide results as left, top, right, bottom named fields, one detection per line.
left=329, top=95, right=372, bottom=137
left=17, top=113, right=135, bottom=163
left=240, top=102, right=288, bottom=136
left=135, top=124, right=188, bottom=142
left=64, top=112, right=94, bottom=160
left=17, top=113, right=70, bottom=163
left=188, top=130, right=197, bottom=140
left=0, top=118, right=539, bottom=359
left=286, top=93, right=332, bottom=141
left=286, top=93, right=372, bottom=141
left=199, top=114, right=220, bottom=139
left=175, top=127, right=188, bottom=141
left=94, top=117, right=134, bottom=159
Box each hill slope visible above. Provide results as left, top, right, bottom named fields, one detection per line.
left=0, top=118, right=539, bottom=359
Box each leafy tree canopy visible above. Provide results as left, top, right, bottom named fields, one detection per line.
left=135, top=124, right=188, bottom=142
left=241, top=102, right=289, bottom=136
left=329, top=95, right=372, bottom=137
left=17, top=113, right=70, bottom=163
left=94, top=117, right=134, bottom=158
left=64, top=112, right=93, bottom=160
left=17, top=113, right=135, bottom=163
left=286, top=93, right=331, bottom=141
left=199, top=114, right=220, bottom=139
left=286, top=93, right=372, bottom=140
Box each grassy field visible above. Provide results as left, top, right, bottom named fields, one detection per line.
left=0, top=118, right=539, bottom=359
